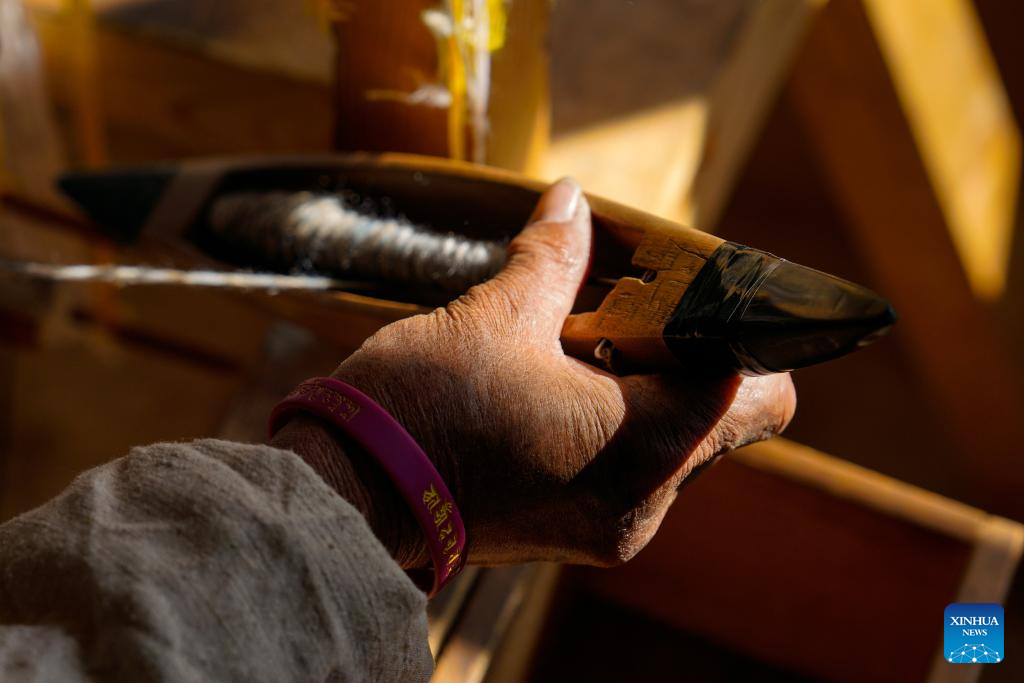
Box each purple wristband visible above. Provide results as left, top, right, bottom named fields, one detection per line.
left=269, top=377, right=465, bottom=596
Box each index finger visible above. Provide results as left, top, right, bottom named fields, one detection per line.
left=616, top=372, right=796, bottom=498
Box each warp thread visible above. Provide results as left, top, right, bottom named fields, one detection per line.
left=0, top=260, right=360, bottom=292
left=207, top=191, right=507, bottom=293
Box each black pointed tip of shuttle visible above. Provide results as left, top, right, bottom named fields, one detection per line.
left=664, top=243, right=899, bottom=375
left=853, top=299, right=898, bottom=347
left=58, top=167, right=174, bottom=242
left=730, top=260, right=899, bottom=374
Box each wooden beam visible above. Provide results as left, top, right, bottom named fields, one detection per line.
left=973, top=0, right=1024, bottom=125
left=483, top=0, right=550, bottom=173
left=973, top=0, right=1024, bottom=377
left=431, top=563, right=560, bottom=683
left=0, top=0, right=67, bottom=202
left=331, top=0, right=548, bottom=171
left=684, top=0, right=823, bottom=230
left=30, top=5, right=332, bottom=163
left=577, top=437, right=1023, bottom=682
left=542, top=0, right=819, bottom=225
left=331, top=1, right=450, bottom=158
left=786, top=0, right=1024, bottom=516
left=862, top=0, right=1019, bottom=300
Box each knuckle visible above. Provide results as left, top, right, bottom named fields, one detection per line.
left=705, top=413, right=745, bottom=456
left=586, top=508, right=654, bottom=567
left=356, top=306, right=453, bottom=359
left=443, top=294, right=476, bottom=324
left=745, top=375, right=797, bottom=443
left=707, top=374, right=798, bottom=453
left=448, top=284, right=511, bottom=327
left=588, top=536, right=635, bottom=568
left=713, top=413, right=775, bottom=455
left=510, top=233, right=577, bottom=272
left=776, top=375, right=797, bottom=433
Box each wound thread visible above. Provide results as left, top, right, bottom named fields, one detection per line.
left=207, top=191, right=507, bottom=293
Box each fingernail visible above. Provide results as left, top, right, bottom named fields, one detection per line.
left=530, top=177, right=582, bottom=224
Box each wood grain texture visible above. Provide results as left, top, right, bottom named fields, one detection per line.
left=560, top=233, right=710, bottom=370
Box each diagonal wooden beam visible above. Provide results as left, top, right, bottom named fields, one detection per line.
left=786, top=0, right=1024, bottom=516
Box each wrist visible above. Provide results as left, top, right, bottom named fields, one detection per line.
left=270, top=415, right=430, bottom=569
left=330, top=358, right=465, bottom=512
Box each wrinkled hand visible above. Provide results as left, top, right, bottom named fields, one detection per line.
left=316, top=179, right=796, bottom=567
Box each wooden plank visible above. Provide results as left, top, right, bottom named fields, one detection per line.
left=683, top=0, right=823, bottom=230
left=478, top=564, right=562, bottom=683
left=62, top=0, right=107, bottom=168
left=0, top=0, right=67, bottom=202
left=0, top=201, right=274, bottom=522
left=973, top=0, right=1024, bottom=124
left=973, top=0, right=1024, bottom=391
left=862, top=0, right=1019, bottom=300
left=577, top=437, right=1023, bottom=683
left=79, top=0, right=334, bottom=83
left=927, top=518, right=1022, bottom=681
left=431, top=563, right=560, bottom=683
left=1, top=337, right=248, bottom=522
left=331, top=0, right=548, bottom=171
left=483, top=0, right=550, bottom=173
left=785, top=0, right=1024, bottom=518
left=712, top=97, right=969, bottom=499
left=541, top=0, right=758, bottom=220
left=427, top=567, right=482, bottom=659
left=732, top=438, right=1022, bottom=548
left=331, top=1, right=450, bottom=158
left=542, top=101, right=710, bottom=221
left=542, top=0, right=820, bottom=227
left=29, top=5, right=332, bottom=164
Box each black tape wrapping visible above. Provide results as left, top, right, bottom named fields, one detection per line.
left=664, top=242, right=782, bottom=375
left=663, top=241, right=896, bottom=375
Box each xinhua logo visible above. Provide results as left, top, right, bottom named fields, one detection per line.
left=944, top=603, right=1003, bottom=663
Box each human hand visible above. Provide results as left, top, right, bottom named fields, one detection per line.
left=299, top=178, right=795, bottom=567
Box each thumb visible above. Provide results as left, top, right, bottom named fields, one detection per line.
left=472, top=178, right=592, bottom=335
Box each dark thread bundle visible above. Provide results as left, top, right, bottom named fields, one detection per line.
left=208, top=191, right=508, bottom=293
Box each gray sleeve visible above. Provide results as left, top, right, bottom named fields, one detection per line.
left=0, top=439, right=432, bottom=683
